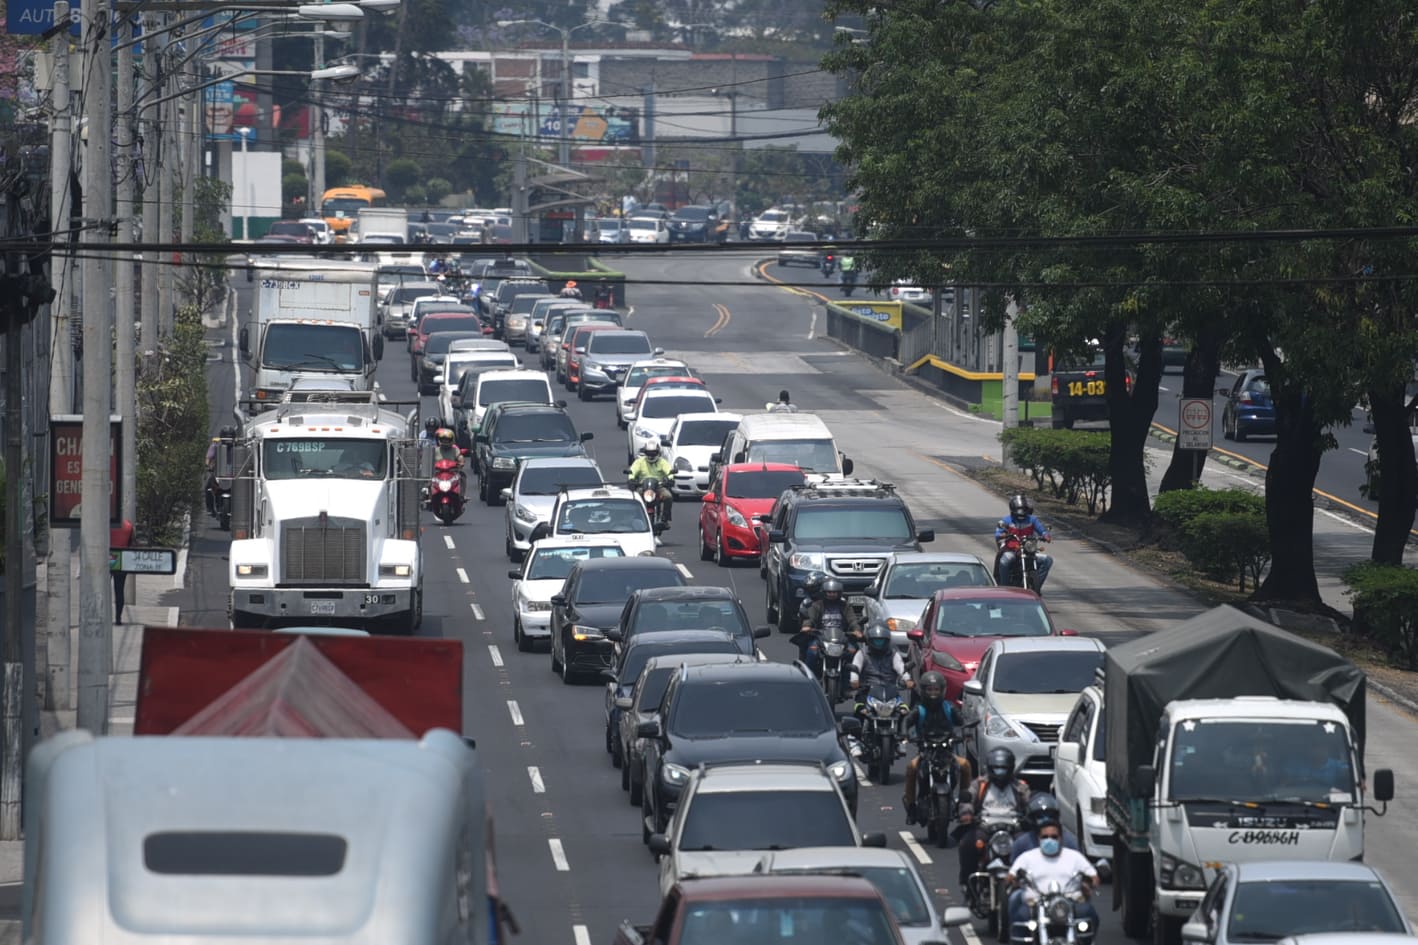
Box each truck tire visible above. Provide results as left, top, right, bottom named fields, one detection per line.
left=1153, top=907, right=1181, bottom=945
left=1117, top=842, right=1153, bottom=940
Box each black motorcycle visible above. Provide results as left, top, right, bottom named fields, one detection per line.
left=967, top=815, right=1024, bottom=940
left=841, top=269, right=858, bottom=296
left=205, top=426, right=239, bottom=531
left=1011, top=869, right=1095, bottom=945
left=857, top=683, right=910, bottom=785
left=816, top=622, right=853, bottom=704
left=915, top=734, right=963, bottom=848
left=627, top=473, right=671, bottom=534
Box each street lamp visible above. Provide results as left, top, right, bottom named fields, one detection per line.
left=497, top=17, right=600, bottom=167
left=236, top=126, right=253, bottom=239
left=711, top=87, right=740, bottom=211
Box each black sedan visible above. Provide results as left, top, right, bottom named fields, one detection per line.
left=608, top=585, right=771, bottom=659
left=549, top=557, right=685, bottom=684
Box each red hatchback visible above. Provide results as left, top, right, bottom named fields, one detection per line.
left=698, top=463, right=806, bottom=564
left=906, top=587, right=1074, bottom=703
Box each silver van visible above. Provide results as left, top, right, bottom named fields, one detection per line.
left=24, top=729, right=494, bottom=945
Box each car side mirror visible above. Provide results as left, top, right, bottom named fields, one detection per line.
left=701, top=492, right=718, bottom=503
left=615, top=696, right=634, bottom=710
left=917, top=528, right=935, bottom=543
left=841, top=455, right=855, bottom=476
left=767, top=529, right=786, bottom=543
left=1133, top=763, right=1156, bottom=796
left=907, top=628, right=925, bottom=643
left=238, top=325, right=250, bottom=356
left=839, top=717, right=862, bottom=737
left=753, top=626, right=772, bottom=639
left=1181, top=920, right=1211, bottom=944
left=550, top=593, right=566, bottom=607
left=940, top=907, right=973, bottom=929
left=860, top=832, right=887, bottom=848
left=962, top=678, right=984, bottom=697
left=647, top=833, right=672, bottom=857
left=580, top=432, right=595, bottom=442
left=507, top=569, right=521, bottom=580
left=601, top=668, right=618, bottom=683
left=605, top=627, right=623, bottom=642
left=499, top=488, right=511, bottom=500
left=732, top=452, right=746, bottom=464
left=636, top=719, right=661, bottom=739
left=1054, top=742, right=1081, bottom=766
left=714, top=397, right=723, bottom=405
left=1215, top=387, right=1231, bottom=397
left=1374, top=767, right=1395, bottom=802
left=555, top=400, right=568, bottom=408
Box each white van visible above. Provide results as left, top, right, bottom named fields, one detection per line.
left=713, top=412, right=854, bottom=478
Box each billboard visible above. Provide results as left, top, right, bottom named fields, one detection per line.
left=492, top=102, right=638, bottom=144
left=840, top=301, right=903, bottom=331
left=50, top=415, right=122, bottom=527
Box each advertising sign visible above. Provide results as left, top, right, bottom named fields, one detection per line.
left=492, top=102, right=639, bottom=143
left=841, top=301, right=903, bottom=331
left=50, top=415, right=122, bottom=527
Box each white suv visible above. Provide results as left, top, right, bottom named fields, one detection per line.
left=535, top=485, right=661, bottom=557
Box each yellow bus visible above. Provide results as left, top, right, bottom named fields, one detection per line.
left=321, top=185, right=388, bottom=240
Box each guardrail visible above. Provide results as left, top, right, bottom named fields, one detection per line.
left=824, top=301, right=899, bottom=361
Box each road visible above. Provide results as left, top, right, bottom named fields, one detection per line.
left=204, top=248, right=1418, bottom=945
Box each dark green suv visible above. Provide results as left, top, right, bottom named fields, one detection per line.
left=473, top=403, right=593, bottom=505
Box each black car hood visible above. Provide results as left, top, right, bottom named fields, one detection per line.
left=566, top=603, right=626, bottom=630
left=664, top=732, right=845, bottom=769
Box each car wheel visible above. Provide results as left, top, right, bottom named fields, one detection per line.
left=559, top=648, right=576, bottom=684
left=621, top=757, right=630, bottom=791
left=714, top=531, right=731, bottom=568
left=506, top=527, right=522, bottom=562
left=578, top=384, right=591, bottom=402
left=1221, top=410, right=1234, bottom=440
left=514, top=618, right=532, bottom=653
left=605, top=720, right=615, bottom=755
left=699, top=525, right=714, bottom=561
left=611, top=736, right=623, bottom=769
left=641, top=785, right=654, bottom=845
left=777, top=583, right=798, bottom=633
left=484, top=479, right=499, bottom=506
left=1233, top=419, right=1248, bottom=442
left=550, top=635, right=563, bottom=674
left=409, top=360, right=417, bottom=382
left=628, top=765, right=643, bottom=806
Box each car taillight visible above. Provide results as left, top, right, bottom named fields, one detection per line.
left=1239, top=391, right=1254, bottom=404
left=1051, top=376, right=1060, bottom=395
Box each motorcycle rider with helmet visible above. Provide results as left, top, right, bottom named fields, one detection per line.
left=1006, top=808, right=1099, bottom=945
left=420, top=416, right=441, bottom=441
left=627, top=442, right=674, bottom=525
left=559, top=279, right=583, bottom=300
left=849, top=621, right=913, bottom=715
left=958, top=747, right=1030, bottom=889
left=793, top=577, right=862, bottom=675
left=995, top=494, right=1053, bottom=588
left=902, top=670, right=972, bottom=824
left=1012, top=793, right=1082, bottom=858
left=431, top=427, right=466, bottom=501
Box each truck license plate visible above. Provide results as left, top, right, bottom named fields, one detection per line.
left=308, top=600, right=337, bottom=616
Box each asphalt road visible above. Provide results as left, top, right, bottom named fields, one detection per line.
left=202, top=248, right=1418, bottom=945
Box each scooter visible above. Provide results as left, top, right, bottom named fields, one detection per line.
left=1010, top=870, right=1095, bottom=945
left=426, top=456, right=468, bottom=525
left=856, top=683, right=910, bottom=786
left=821, top=253, right=836, bottom=276
left=995, top=523, right=1044, bottom=591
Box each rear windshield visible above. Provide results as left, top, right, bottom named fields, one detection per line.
left=626, top=365, right=689, bottom=387
left=479, top=377, right=550, bottom=406
left=619, top=638, right=741, bottom=685
left=576, top=566, right=684, bottom=604
left=677, top=791, right=856, bottom=851
left=526, top=545, right=624, bottom=581
left=448, top=357, right=517, bottom=384
left=519, top=464, right=603, bottom=495
left=588, top=334, right=653, bottom=355
left=424, top=317, right=484, bottom=337
left=726, top=469, right=805, bottom=499
left=391, top=286, right=438, bottom=303
left=642, top=395, right=715, bottom=419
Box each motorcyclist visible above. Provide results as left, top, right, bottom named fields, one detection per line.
left=559, top=279, right=583, bottom=300
left=627, top=442, right=674, bottom=525
left=1010, top=793, right=1082, bottom=859
left=849, top=621, right=913, bottom=715
left=839, top=254, right=857, bottom=280
left=797, top=570, right=828, bottom=622
left=593, top=283, right=613, bottom=308
left=958, top=747, right=1030, bottom=890
left=1006, top=812, right=1099, bottom=945
left=432, top=427, right=467, bottom=498
left=420, top=416, right=440, bottom=441
left=793, top=577, right=862, bottom=675
left=766, top=389, right=798, bottom=413
left=995, top=493, right=1053, bottom=589
left=902, top=670, right=971, bottom=825
left=204, top=436, right=221, bottom=514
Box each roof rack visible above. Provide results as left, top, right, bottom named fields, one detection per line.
left=785, top=478, right=897, bottom=498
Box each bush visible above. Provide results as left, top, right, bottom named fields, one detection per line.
left=403, top=184, right=428, bottom=206
left=135, top=305, right=210, bottom=545
left=1153, top=485, right=1264, bottom=532
left=1000, top=427, right=1116, bottom=514
left=282, top=158, right=305, bottom=178
left=282, top=172, right=309, bottom=204
left=1179, top=512, right=1271, bottom=591
left=324, top=150, right=352, bottom=188
left=1344, top=562, right=1418, bottom=669
left=383, top=158, right=422, bottom=202
left=426, top=177, right=452, bottom=205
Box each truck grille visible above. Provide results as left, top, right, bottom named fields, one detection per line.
left=1022, top=721, right=1061, bottom=743
left=281, top=516, right=366, bottom=585
left=828, top=557, right=886, bottom=578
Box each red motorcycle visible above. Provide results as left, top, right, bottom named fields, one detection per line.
left=995, top=522, right=1045, bottom=591
left=593, top=286, right=614, bottom=309
left=427, top=457, right=467, bottom=525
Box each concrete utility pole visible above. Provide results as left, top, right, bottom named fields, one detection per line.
left=1002, top=296, right=1020, bottom=469
left=156, top=65, right=174, bottom=337
left=311, top=31, right=326, bottom=213
left=139, top=18, right=161, bottom=347
left=2, top=182, right=25, bottom=839
left=78, top=0, right=114, bottom=734
left=181, top=58, right=195, bottom=257
left=557, top=29, right=570, bottom=167
left=115, top=13, right=137, bottom=537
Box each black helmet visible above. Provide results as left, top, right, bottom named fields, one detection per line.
left=986, top=747, right=1016, bottom=786
left=865, top=621, right=891, bottom=652
left=1027, top=792, right=1062, bottom=831
left=425, top=416, right=440, bottom=433
left=821, top=578, right=844, bottom=600
left=919, top=670, right=947, bottom=705
left=803, top=571, right=828, bottom=599
left=1009, top=494, right=1033, bottom=517
left=778, top=389, right=791, bottom=403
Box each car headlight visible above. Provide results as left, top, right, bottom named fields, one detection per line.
left=673, top=456, right=692, bottom=472
left=492, top=457, right=516, bottom=470
left=828, top=760, right=852, bottom=782
left=1159, top=853, right=1207, bottom=890
left=662, top=762, right=691, bottom=785
left=1089, top=795, right=1106, bottom=816
left=886, top=615, right=917, bottom=633
left=583, top=360, right=603, bottom=373
left=789, top=552, right=825, bottom=571
left=633, top=425, right=656, bottom=440
left=526, top=600, right=553, bottom=612
left=571, top=625, right=605, bottom=641
left=984, top=711, right=1021, bottom=740
left=379, top=563, right=413, bottom=578
left=931, top=649, right=965, bottom=672
left=724, top=505, right=748, bottom=528
left=514, top=504, right=539, bottom=524
left=235, top=564, right=267, bottom=578
left=436, top=479, right=453, bottom=493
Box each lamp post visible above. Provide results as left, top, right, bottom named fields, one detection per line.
left=497, top=18, right=600, bottom=167
left=712, top=87, right=740, bottom=211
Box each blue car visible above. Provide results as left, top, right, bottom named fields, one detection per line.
left=1221, top=369, right=1275, bottom=441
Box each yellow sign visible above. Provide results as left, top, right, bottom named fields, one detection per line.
left=839, top=301, right=903, bottom=330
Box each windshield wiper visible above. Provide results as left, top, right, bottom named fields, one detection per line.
left=294, top=352, right=347, bottom=371
left=1251, top=796, right=1342, bottom=809
left=1175, top=797, right=1265, bottom=808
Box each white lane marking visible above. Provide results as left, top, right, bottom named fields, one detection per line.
left=548, top=838, right=570, bottom=871
left=528, top=766, right=545, bottom=793
left=456, top=567, right=470, bottom=583
left=488, top=644, right=504, bottom=667
left=471, top=603, right=485, bottom=620
left=853, top=760, right=872, bottom=786
left=573, top=926, right=592, bottom=945
left=1348, top=447, right=1367, bottom=456
left=808, top=307, right=818, bottom=339
left=962, top=919, right=984, bottom=945
left=172, top=548, right=188, bottom=590
left=625, top=306, right=635, bottom=319
left=444, top=535, right=455, bottom=549
left=676, top=563, right=694, bottom=579
left=899, top=830, right=934, bottom=866
left=507, top=700, right=524, bottom=726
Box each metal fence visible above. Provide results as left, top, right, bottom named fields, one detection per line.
left=824, top=303, right=898, bottom=361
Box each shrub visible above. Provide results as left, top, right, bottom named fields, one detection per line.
left=1153, top=485, right=1264, bottom=532
left=1000, top=427, right=1116, bottom=514
left=282, top=171, right=309, bottom=204
left=426, top=177, right=452, bottom=205
left=383, top=158, right=422, bottom=202
left=403, top=184, right=428, bottom=207
left=135, top=305, right=210, bottom=545
left=1179, top=512, right=1271, bottom=591
left=1344, top=562, right=1418, bottom=669
left=324, top=150, right=352, bottom=188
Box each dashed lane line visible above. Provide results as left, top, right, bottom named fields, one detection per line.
left=528, top=766, right=545, bottom=793
left=456, top=567, right=470, bottom=583
left=507, top=700, right=524, bottom=726
left=676, top=563, right=694, bottom=579
left=488, top=645, right=504, bottom=667
left=899, top=830, right=934, bottom=866
left=443, top=535, right=455, bottom=550
left=471, top=603, right=485, bottom=620
left=573, top=925, right=592, bottom=945
left=548, top=838, right=570, bottom=871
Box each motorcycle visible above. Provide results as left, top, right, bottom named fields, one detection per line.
left=915, top=733, right=963, bottom=848
left=841, top=268, right=858, bottom=296
left=594, top=288, right=614, bottom=309
left=206, top=426, right=239, bottom=532
left=1010, top=870, right=1095, bottom=945
left=966, top=815, right=1024, bottom=939
left=627, top=473, right=671, bottom=534
left=856, top=684, right=910, bottom=785
left=814, top=621, right=854, bottom=704
left=426, top=456, right=467, bottom=525
left=995, top=522, right=1044, bottom=591
left=821, top=253, right=836, bottom=276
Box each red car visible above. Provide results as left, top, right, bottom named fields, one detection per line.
left=560, top=323, right=617, bottom=389
left=906, top=587, right=1076, bottom=703
left=698, top=463, right=806, bottom=564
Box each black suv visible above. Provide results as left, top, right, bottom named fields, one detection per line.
left=549, top=556, right=685, bottom=684
left=761, top=480, right=934, bottom=633
left=636, top=661, right=859, bottom=840
left=668, top=205, right=728, bottom=243
left=473, top=403, right=592, bottom=504
left=609, top=586, right=771, bottom=658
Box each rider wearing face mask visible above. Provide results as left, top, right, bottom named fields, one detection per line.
left=794, top=578, right=862, bottom=675
left=957, top=747, right=1030, bottom=890
left=1011, top=793, right=1081, bottom=859
left=1006, top=811, right=1099, bottom=944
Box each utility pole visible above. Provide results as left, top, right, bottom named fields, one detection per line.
left=2, top=181, right=24, bottom=839
left=115, top=11, right=137, bottom=540
left=557, top=28, right=570, bottom=167
left=310, top=31, right=326, bottom=212
left=512, top=96, right=528, bottom=244
left=180, top=59, right=196, bottom=266
left=139, top=17, right=161, bottom=347
left=1002, top=296, right=1020, bottom=469
left=156, top=62, right=175, bottom=337
left=78, top=0, right=114, bottom=734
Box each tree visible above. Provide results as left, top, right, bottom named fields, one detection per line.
left=324, top=149, right=352, bottom=188
left=426, top=177, right=452, bottom=205
left=383, top=158, right=422, bottom=202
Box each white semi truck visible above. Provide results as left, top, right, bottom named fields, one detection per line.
left=227, top=389, right=425, bottom=632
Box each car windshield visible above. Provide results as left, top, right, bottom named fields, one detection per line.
left=322, top=197, right=368, bottom=215
left=884, top=562, right=992, bottom=598
left=675, top=208, right=710, bottom=221
left=775, top=866, right=932, bottom=927
left=747, top=439, right=839, bottom=473
left=600, top=221, right=624, bottom=233
left=678, top=896, right=897, bottom=945
left=494, top=413, right=577, bottom=444
left=629, top=600, right=750, bottom=641
left=1226, top=879, right=1405, bottom=942
left=262, top=438, right=387, bottom=480
left=261, top=323, right=363, bottom=372
left=499, top=283, right=548, bottom=301
left=479, top=378, right=550, bottom=406
left=519, top=465, right=602, bottom=495
left=568, top=314, right=621, bottom=328
left=425, top=333, right=483, bottom=357
left=589, top=335, right=653, bottom=356
left=1168, top=720, right=1356, bottom=804
left=448, top=357, right=517, bottom=385
left=676, top=791, right=856, bottom=852
left=727, top=469, right=806, bottom=499
left=619, top=638, right=740, bottom=685
left=793, top=507, right=912, bottom=541
left=933, top=599, right=1052, bottom=637
left=391, top=286, right=437, bottom=303
left=558, top=498, right=649, bottom=534
left=626, top=365, right=688, bottom=387
left=575, top=567, right=683, bottom=605
left=642, top=395, right=715, bottom=419
left=526, top=545, right=624, bottom=581
left=629, top=219, right=658, bottom=231
left=759, top=211, right=787, bottom=222
left=678, top=420, right=740, bottom=448
left=671, top=680, right=831, bottom=737
left=423, top=317, right=483, bottom=337
left=992, top=651, right=1103, bottom=694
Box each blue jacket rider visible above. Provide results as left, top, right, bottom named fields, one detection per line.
left=995, top=493, right=1053, bottom=589
left=902, top=670, right=972, bottom=823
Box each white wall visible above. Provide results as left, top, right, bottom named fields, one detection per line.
left=231, top=150, right=283, bottom=237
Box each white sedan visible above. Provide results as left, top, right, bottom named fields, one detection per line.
left=627, top=387, right=720, bottom=462
left=616, top=358, right=693, bottom=429
left=626, top=216, right=670, bottom=244
left=509, top=537, right=626, bottom=652
left=666, top=412, right=741, bottom=496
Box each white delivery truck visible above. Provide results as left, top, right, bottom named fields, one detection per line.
left=227, top=389, right=425, bottom=632
left=357, top=206, right=409, bottom=243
